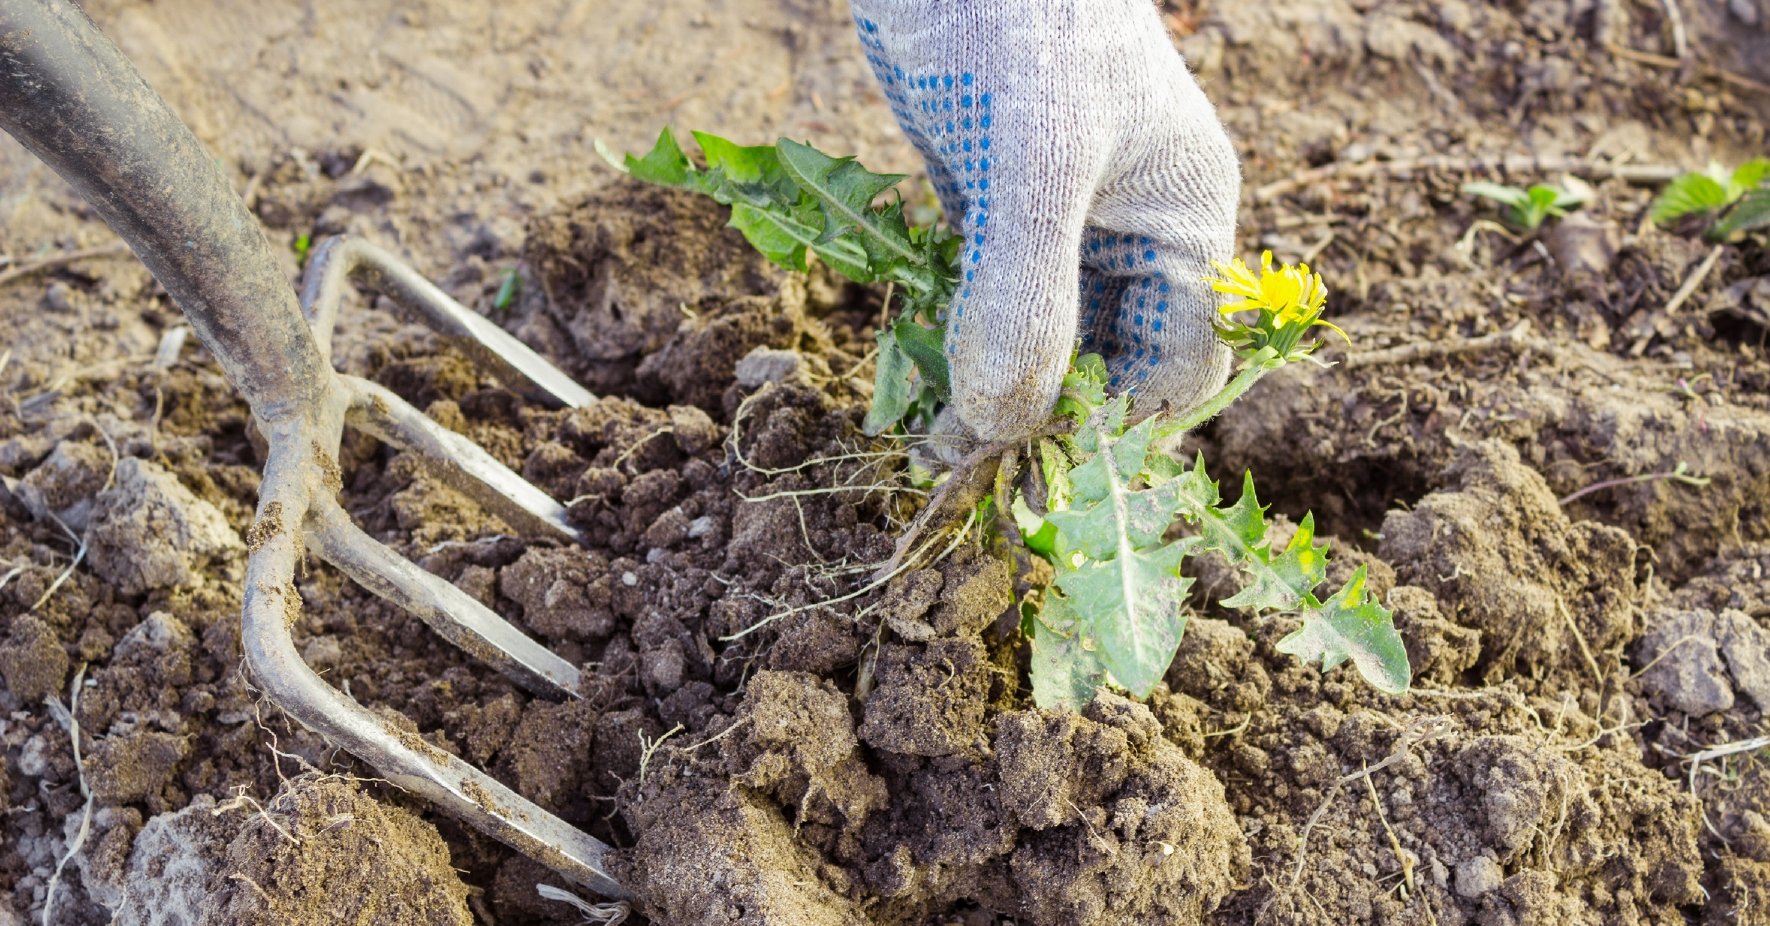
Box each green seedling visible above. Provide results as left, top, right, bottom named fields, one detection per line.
left=1651, top=158, right=1770, bottom=241
left=293, top=232, right=312, bottom=266
left=494, top=267, right=521, bottom=312
left=609, top=131, right=1411, bottom=710
left=599, top=130, right=957, bottom=436
left=1461, top=180, right=1591, bottom=230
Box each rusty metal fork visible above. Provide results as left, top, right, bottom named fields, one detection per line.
left=0, top=0, right=628, bottom=900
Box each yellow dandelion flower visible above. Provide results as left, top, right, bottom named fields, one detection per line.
left=1271, top=262, right=1326, bottom=326
left=1205, top=250, right=1350, bottom=351
left=1207, top=252, right=1264, bottom=314
left=1208, top=250, right=1319, bottom=319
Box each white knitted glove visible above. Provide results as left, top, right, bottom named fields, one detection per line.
left=850, top=0, right=1240, bottom=441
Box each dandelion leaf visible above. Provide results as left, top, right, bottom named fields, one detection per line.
left=1277, top=565, right=1411, bottom=694
left=862, top=329, right=915, bottom=435
left=1028, top=596, right=1109, bottom=710
left=1055, top=354, right=1109, bottom=426
left=1038, top=415, right=1198, bottom=699
left=614, top=132, right=958, bottom=434
left=1045, top=416, right=1172, bottom=560
left=891, top=318, right=951, bottom=401
left=618, top=127, right=695, bottom=187
left=1054, top=543, right=1193, bottom=696
left=1221, top=511, right=1329, bottom=611
left=776, top=138, right=921, bottom=270
left=1174, top=462, right=1315, bottom=611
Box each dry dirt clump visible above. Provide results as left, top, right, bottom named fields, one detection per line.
left=517, top=182, right=803, bottom=402
left=618, top=668, right=1247, bottom=926
left=86, top=457, right=245, bottom=597
left=1380, top=440, right=1639, bottom=695
left=92, top=774, right=471, bottom=926
left=1170, top=611, right=1706, bottom=926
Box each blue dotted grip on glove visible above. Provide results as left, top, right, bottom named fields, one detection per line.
left=857, top=18, right=996, bottom=358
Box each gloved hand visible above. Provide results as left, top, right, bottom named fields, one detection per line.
left=849, top=0, right=1241, bottom=441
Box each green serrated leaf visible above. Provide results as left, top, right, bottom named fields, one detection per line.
left=1652, top=172, right=1731, bottom=225
left=776, top=138, right=922, bottom=268
left=1713, top=187, right=1770, bottom=239
left=1056, top=353, right=1109, bottom=425
left=1046, top=418, right=1172, bottom=561
left=693, top=132, right=785, bottom=184
left=1071, top=394, right=1130, bottom=455
left=1028, top=595, right=1109, bottom=710
left=1221, top=510, right=1329, bottom=611
left=620, top=128, right=695, bottom=187
left=613, top=130, right=954, bottom=434
left=726, top=203, right=815, bottom=272
left=1174, top=461, right=1323, bottom=611
left=1276, top=565, right=1411, bottom=694
left=1054, top=542, right=1194, bottom=695
left=862, top=329, right=914, bottom=435
left=892, top=318, right=951, bottom=401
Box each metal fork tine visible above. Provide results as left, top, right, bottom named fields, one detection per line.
left=0, top=4, right=631, bottom=898
left=243, top=464, right=627, bottom=900
left=304, top=236, right=594, bottom=409
left=344, top=376, right=584, bottom=545
left=308, top=499, right=582, bottom=700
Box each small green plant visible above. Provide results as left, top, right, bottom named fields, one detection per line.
left=599, top=130, right=956, bottom=435
left=1461, top=180, right=1590, bottom=230
left=493, top=267, right=521, bottom=312
left=608, top=130, right=1411, bottom=709
left=1650, top=158, right=1770, bottom=241
left=1014, top=253, right=1406, bottom=707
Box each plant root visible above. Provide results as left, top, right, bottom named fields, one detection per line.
left=869, top=439, right=1011, bottom=583
left=41, top=665, right=92, bottom=926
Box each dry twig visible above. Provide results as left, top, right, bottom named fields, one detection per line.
left=0, top=242, right=129, bottom=289
left=1658, top=0, right=1688, bottom=60
left=1606, top=42, right=1770, bottom=96
left=1255, top=155, right=1683, bottom=202
left=42, top=665, right=92, bottom=926
left=1346, top=320, right=1535, bottom=370
left=1663, top=244, right=1725, bottom=316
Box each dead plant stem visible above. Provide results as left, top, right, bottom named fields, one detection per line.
left=1360, top=762, right=1416, bottom=897
left=1605, top=42, right=1770, bottom=95
left=0, top=242, right=128, bottom=289
left=1663, top=244, right=1725, bottom=316
left=1558, top=462, right=1709, bottom=505
left=1256, top=155, right=1683, bottom=203
left=1347, top=320, right=1534, bottom=369
left=42, top=665, right=92, bottom=926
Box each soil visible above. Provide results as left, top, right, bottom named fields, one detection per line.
left=2, top=1, right=1769, bottom=925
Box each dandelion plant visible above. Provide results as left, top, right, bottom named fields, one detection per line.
left=607, top=130, right=1412, bottom=710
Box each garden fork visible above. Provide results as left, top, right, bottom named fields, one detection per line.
left=0, top=0, right=628, bottom=900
